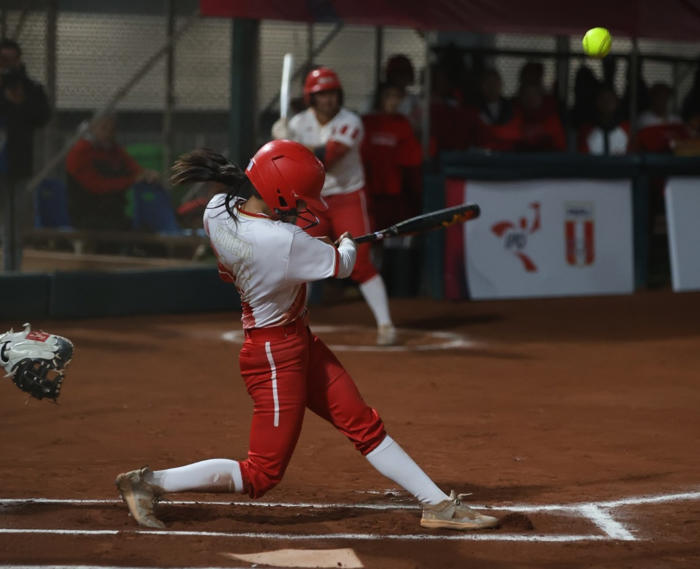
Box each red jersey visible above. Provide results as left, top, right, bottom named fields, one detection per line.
left=65, top=138, right=141, bottom=195
left=361, top=112, right=422, bottom=197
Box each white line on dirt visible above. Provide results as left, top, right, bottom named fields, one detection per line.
left=577, top=505, right=635, bottom=541
left=0, top=528, right=607, bottom=542
left=2, top=489, right=699, bottom=512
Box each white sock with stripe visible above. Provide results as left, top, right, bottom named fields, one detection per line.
left=365, top=436, right=449, bottom=505
left=150, top=459, right=244, bottom=493
left=359, top=274, right=393, bottom=327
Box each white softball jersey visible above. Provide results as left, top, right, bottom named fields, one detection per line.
left=288, top=108, right=365, bottom=196
left=203, top=194, right=356, bottom=329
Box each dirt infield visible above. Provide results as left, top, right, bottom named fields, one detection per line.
left=1, top=290, right=700, bottom=568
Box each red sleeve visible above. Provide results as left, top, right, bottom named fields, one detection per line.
left=324, top=140, right=350, bottom=169
left=396, top=120, right=423, bottom=167
left=66, top=140, right=139, bottom=195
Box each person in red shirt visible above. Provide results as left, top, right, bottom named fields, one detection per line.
left=362, top=82, right=423, bottom=296
left=472, top=68, right=520, bottom=152
left=66, top=114, right=159, bottom=230
left=512, top=84, right=566, bottom=152
left=362, top=82, right=423, bottom=228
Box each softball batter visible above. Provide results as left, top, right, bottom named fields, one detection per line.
left=273, top=67, right=397, bottom=346
left=115, top=140, right=497, bottom=532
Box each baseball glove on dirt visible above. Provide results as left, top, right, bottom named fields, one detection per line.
left=1, top=323, right=74, bottom=401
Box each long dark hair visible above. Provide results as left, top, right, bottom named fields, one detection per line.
left=171, top=148, right=255, bottom=220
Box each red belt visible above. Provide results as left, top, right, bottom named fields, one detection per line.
left=244, top=313, right=309, bottom=341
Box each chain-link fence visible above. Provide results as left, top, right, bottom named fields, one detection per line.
left=2, top=5, right=700, bottom=274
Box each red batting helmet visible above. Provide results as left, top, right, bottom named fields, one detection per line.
left=303, top=67, right=342, bottom=105
left=245, top=139, right=327, bottom=215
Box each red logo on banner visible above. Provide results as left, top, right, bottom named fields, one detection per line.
left=491, top=202, right=541, bottom=272
left=565, top=202, right=595, bottom=266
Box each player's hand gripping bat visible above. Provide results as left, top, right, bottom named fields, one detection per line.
left=353, top=203, right=480, bottom=244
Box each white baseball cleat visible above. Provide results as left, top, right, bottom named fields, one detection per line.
left=421, top=491, right=499, bottom=530
left=115, top=467, right=166, bottom=529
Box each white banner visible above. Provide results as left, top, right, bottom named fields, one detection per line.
left=665, top=177, right=700, bottom=292
left=464, top=179, right=634, bottom=299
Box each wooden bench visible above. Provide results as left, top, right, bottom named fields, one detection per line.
left=26, top=228, right=210, bottom=260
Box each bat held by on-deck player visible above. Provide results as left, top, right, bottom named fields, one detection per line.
left=353, top=203, right=480, bottom=244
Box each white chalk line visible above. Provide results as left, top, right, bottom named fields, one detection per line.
left=2, top=489, right=698, bottom=512
left=1, top=490, right=698, bottom=543
left=0, top=528, right=606, bottom=542
left=577, top=505, right=635, bottom=541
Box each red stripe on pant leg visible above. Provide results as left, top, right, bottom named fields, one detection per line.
left=305, top=334, right=386, bottom=455
left=238, top=333, right=309, bottom=498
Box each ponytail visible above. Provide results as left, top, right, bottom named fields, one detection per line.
left=171, top=148, right=255, bottom=219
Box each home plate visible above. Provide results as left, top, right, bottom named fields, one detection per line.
left=222, top=548, right=363, bottom=568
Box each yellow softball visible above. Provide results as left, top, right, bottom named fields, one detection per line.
left=582, top=27, right=612, bottom=58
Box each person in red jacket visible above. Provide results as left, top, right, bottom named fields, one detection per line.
left=66, top=114, right=159, bottom=230
left=362, top=83, right=424, bottom=296
left=512, top=84, right=567, bottom=152
left=362, top=82, right=423, bottom=229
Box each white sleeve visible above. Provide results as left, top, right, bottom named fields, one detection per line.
left=329, top=112, right=363, bottom=148
left=335, top=236, right=357, bottom=279
left=285, top=229, right=355, bottom=283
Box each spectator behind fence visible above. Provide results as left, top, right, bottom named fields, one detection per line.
left=516, top=61, right=558, bottom=116
left=512, top=84, right=566, bottom=152
left=473, top=68, right=520, bottom=151
left=578, top=85, right=629, bottom=155
left=66, top=114, right=159, bottom=231
left=634, top=82, right=689, bottom=153
left=0, top=38, right=51, bottom=270
left=362, top=82, right=423, bottom=297
left=681, top=58, right=700, bottom=125
left=429, top=64, right=479, bottom=154
left=362, top=82, right=423, bottom=229
left=570, top=65, right=600, bottom=130
left=384, top=54, right=422, bottom=136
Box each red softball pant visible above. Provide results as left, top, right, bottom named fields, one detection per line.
left=237, top=318, right=386, bottom=498
left=305, top=188, right=378, bottom=284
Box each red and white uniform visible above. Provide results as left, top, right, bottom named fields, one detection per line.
left=203, top=194, right=386, bottom=498
left=288, top=108, right=364, bottom=197
left=288, top=108, right=378, bottom=284
left=204, top=194, right=355, bottom=329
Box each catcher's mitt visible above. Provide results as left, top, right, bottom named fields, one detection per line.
left=1, top=323, right=74, bottom=401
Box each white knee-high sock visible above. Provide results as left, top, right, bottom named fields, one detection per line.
left=365, top=436, right=449, bottom=505
left=359, top=274, right=393, bottom=327
left=150, top=459, right=244, bottom=493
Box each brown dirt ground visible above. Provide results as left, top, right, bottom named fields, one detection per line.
left=1, top=289, right=700, bottom=568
